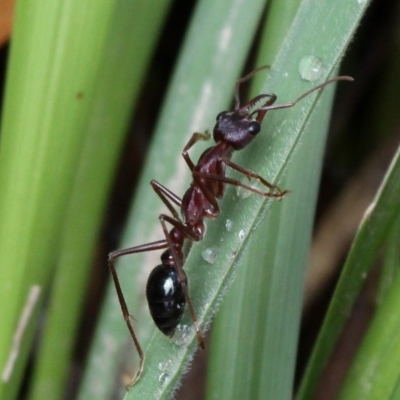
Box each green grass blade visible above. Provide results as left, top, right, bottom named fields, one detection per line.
left=205, top=0, right=341, bottom=394
left=337, top=242, right=400, bottom=399
left=0, top=1, right=118, bottom=398
left=377, top=216, right=400, bottom=304
left=297, top=136, right=400, bottom=399
left=206, top=1, right=303, bottom=398
left=207, top=83, right=337, bottom=400
left=254, top=0, right=300, bottom=67
left=391, top=381, right=400, bottom=400
left=78, top=0, right=269, bottom=398
left=26, top=1, right=171, bottom=399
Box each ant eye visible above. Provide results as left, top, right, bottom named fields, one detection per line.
left=248, top=121, right=260, bottom=135
left=216, top=111, right=227, bottom=121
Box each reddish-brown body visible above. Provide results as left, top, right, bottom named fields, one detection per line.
left=181, top=141, right=232, bottom=238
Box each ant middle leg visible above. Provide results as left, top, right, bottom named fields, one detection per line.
left=151, top=180, right=182, bottom=220
left=159, top=214, right=206, bottom=349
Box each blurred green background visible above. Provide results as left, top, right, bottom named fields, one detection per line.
left=0, top=0, right=399, bottom=399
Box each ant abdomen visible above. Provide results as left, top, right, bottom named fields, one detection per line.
left=146, top=264, right=187, bottom=336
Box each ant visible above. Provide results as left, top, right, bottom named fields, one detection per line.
left=108, top=66, right=353, bottom=385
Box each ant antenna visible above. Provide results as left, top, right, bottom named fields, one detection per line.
left=250, top=76, right=354, bottom=116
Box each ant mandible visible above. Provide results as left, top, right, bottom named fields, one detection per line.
left=108, top=66, right=353, bottom=385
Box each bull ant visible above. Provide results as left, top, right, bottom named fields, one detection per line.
left=108, top=66, right=353, bottom=385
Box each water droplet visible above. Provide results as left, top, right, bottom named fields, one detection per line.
left=172, top=324, right=194, bottom=346
left=202, top=246, right=219, bottom=264
left=299, top=56, right=325, bottom=81
left=238, top=230, right=246, bottom=240
left=225, top=219, right=233, bottom=231
left=159, top=372, right=170, bottom=385
left=158, top=359, right=173, bottom=372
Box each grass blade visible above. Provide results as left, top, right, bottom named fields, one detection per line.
left=206, top=1, right=304, bottom=398
left=299, top=141, right=400, bottom=399
left=26, top=1, right=172, bottom=398
left=79, top=0, right=270, bottom=398
left=206, top=82, right=337, bottom=399
left=0, top=1, right=117, bottom=397
left=337, top=231, right=400, bottom=399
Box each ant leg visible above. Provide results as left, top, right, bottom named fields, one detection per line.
left=159, top=214, right=206, bottom=349
left=159, top=213, right=203, bottom=242
left=108, top=239, right=168, bottom=386
left=151, top=180, right=182, bottom=220
left=221, top=158, right=287, bottom=196
left=182, top=131, right=211, bottom=171
left=109, top=239, right=168, bottom=259
left=193, top=171, right=287, bottom=200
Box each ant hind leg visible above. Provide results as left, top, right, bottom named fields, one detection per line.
left=108, top=239, right=169, bottom=387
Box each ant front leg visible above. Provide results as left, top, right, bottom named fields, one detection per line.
left=221, top=158, right=288, bottom=199
left=182, top=131, right=211, bottom=171
left=108, top=239, right=169, bottom=387
left=193, top=158, right=287, bottom=200
left=193, top=171, right=287, bottom=200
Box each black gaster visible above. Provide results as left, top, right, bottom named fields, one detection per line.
left=146, top=264, right=186, bottom=337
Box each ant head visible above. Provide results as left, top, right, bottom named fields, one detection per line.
left=213, top=111, right=261, bottom=150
